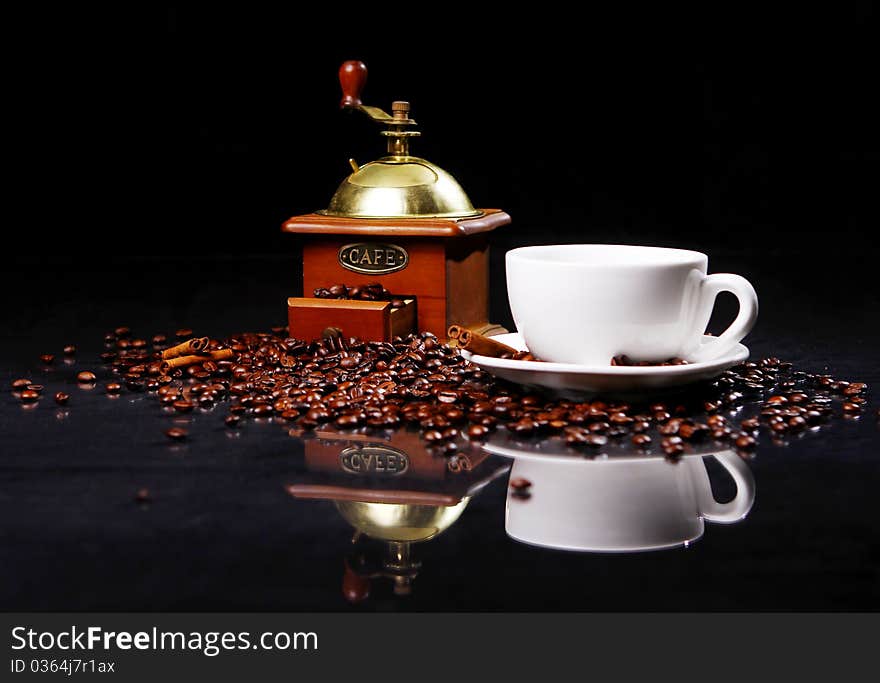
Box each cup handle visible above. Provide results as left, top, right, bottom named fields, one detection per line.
left=697, top=452, right=756, bottom=523
left=689, top=273, right=758, bottom=363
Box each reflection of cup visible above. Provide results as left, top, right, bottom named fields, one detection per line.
left=506, top=245, right=758, bottom=365
left=505, top=451, right=754, bottom=552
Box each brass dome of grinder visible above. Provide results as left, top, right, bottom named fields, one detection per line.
left=333, top=499, right=470, bottom=542
left=320, top=156, right=481, bottom=219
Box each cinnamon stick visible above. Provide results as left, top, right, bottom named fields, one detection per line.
left=161, top=337, right=208, bottom=360
left=200, top=348, right=234, bottom=361
left=457, top=328, right=519, bottom=358
left=447, top=324, right=463, bottom=340
left=159, top=349, right=233, bottom=373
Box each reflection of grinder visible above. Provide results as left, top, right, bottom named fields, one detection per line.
left=286, top=430, right=509, bottom=601
left=283, top=61, right=511, bottom=341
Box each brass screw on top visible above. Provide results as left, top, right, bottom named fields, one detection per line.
left=391, top=101, right=410, bottom=121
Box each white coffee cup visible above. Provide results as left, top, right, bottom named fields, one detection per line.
left=505, top=451, right=755, bottom=552
left=506, top=244, right=758, bottom=366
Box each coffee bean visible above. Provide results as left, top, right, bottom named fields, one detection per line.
left=788, top=416, right=807, bottom=431
left=20, top=389, right=40, bottom=402
left=172, top=400, right=194, bottom=413
left=507, top=419, right=536, bottom=436
left=76, top=371, right=96, bottom=383
left=124, top=378, right=146, bottom=392
left=176, top=328, right=194, bottom=338
left=735, top=434, right=756, bottom=450
left=305, top=407, right=331, bottom=422
left=423, top=429, right=444, bottom=442
left=225, top=415, right=241, bottom=428
left=40, top=354, right=55, bottom=364
left=711, top=427, right=732, bottom=440
left=803, top=410, right=824, bottom=426
left=584, top=434, right=608, bottom=448
left=165, top=427, right=187, bottom=441
left=679, top=423, right=709, bottom=441
left=63, top=345, right=76, bottom=355
left=632, top=433, right=652, bottom=448
left=842, top=402, right=861, bottom=413
left=114, top=327, right=131, bottom=338
left=509, top=477, right=531, bottom=491
left=661, top=436, right=684, bottom=457
left=54, top=391, right=70, bottom=405
left=659, top=419, right=682, bottom=436
left=740, top=418, right=761, bottom=432
left=335, top=413, right=361, bottom=428
left=707, top=414, right=727, bottom=427
left=441, top=427, right=460, bottom=440
left=105, top=383, right=122, bottom=394
left=12, top=378, right=32, bottom=390
left=723, top=392, right=743, bottom=405
left=466, top=424, right=489, bottom=440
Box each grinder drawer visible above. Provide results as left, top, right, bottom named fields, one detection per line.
left=287, top=297, right=416, bottom=342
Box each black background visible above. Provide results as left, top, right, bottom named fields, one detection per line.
left=6, top=6, right=879, bottom=267
left=5, top=5, right=879, bottom=350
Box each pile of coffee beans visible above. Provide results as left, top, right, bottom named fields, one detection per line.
left=313, top=282, right=407, bottom=309
left=12, top=327, right=873, bottom=460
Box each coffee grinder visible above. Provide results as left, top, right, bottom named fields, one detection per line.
left=285, top=430, right=509, bottom=601
left=283, top=61, right=510, bottom=341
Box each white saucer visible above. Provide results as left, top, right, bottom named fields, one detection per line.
left=460, top=332, right=749, bottom=397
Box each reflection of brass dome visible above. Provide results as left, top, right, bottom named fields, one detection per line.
left=319, top=156, right=481, bottom=219
left=334, top=499, right=470, bottom=542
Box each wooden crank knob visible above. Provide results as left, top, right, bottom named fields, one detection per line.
left=339, top=60, right=367, bottom=109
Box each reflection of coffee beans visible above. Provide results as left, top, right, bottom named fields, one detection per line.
left=509, top=477, right=532, bottom=500
left=165, top=427, right=187, bottom=441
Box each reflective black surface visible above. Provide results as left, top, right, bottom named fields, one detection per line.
left=1, top=246, right=878, bottom=612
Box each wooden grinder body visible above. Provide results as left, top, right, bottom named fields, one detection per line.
left=283, top=209, right=510, bottom=339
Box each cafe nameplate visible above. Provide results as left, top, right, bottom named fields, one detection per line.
left=338, top=242, right=409, bottom=275
left=340, top=444, right=409, bottom=477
